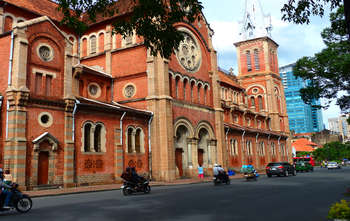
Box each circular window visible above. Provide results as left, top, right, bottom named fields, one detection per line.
left=38, top=112, right=53, bottom=128
left=88, top=83, right=101, bottom=98
left=175, top=29, right=202, bottom=72
left=37, top=44, right=54, bottom=62
left=124, top=84, right=135, bottom=98
left=252, top=88, right=259, bottom=94
left=40, top=115, right=49, bottom=124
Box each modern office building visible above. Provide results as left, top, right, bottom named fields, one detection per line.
left=280, top=63, right=324, bottom=134
left=329, top=114, right=350, bottom=141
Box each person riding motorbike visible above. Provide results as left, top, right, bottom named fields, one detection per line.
left=121, top=167, right=144, bottom=189
left=0, top=168, right=13, bottom=209
left=213, top=164, right=228, bottom=182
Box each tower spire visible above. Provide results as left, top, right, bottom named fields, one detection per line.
left=238, top=0, right=272, bottom=41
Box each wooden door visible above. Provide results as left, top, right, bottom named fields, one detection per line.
left=175, top=148, right=183, bottom=177
left=198, top=149, right=204, bottom=166
left=38, top=151, right=49, bottom=185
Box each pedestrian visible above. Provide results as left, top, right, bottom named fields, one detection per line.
left=198, top=164, right=204, bottom=180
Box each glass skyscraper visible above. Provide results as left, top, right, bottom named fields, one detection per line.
left=280, top=63, right=324, bottom=134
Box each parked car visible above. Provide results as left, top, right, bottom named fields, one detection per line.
left=327, top=162, right=341, bottom=169
left=266, top=162, right=296, bottom=177
left=295, top=162, right=307, bottom=173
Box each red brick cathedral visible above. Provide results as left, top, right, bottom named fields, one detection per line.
left=0, top=0, right=290, bottom=188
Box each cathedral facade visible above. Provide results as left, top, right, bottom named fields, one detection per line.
left=0, top=0, right=290, bottom=189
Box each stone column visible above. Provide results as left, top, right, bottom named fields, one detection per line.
left=63, top=99, right=75, bottom=187
left=4, top=26, right=30, bottom=187
left=114, top=128, right=123, bottom=181
left=146, top=52, right=175, bottom=181
left=209, top=140, right=217, bottom=167
left=5, top=90, right=29, bottom=187
left=105, top=25, right=112, bottom=75
left=186, top=138, right=193, bottom=167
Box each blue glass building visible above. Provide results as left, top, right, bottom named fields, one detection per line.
left=280, top=63, right=324, bottom=134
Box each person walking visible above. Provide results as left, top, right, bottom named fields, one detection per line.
left=198, top=164, right=204, bottom=180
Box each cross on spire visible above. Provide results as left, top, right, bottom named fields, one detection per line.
left=238, top=0, right=272, bottom=41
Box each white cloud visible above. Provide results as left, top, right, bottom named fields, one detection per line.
left=210, top=21, right=240, bottom=52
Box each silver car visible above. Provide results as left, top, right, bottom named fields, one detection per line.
left=327, top=162, right=341, bottom=169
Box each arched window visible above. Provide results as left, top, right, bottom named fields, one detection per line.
left=231, top=139, right=238, bottom=156
left=233, top=114, right=239, bottom=123
left=204, top=86, right=208, bottom=105
left=259, top=141, right=265, bottom=156
left=82, top=38, right=88, bottom=57
left=135, top=129, right=141, bottom=153
left=250, top=97, right=255, bottom=107
left=126, top=127, right=145, bottom=154
left=4, top=16, right=13, bottom=32
left=191, top=82, right=195, bottom=102
left=198, top=84, right=202, bottom=103
left=84, top=123, right=92, bottom=152
left=98, top=33, right=104, bottom=53
left=254, top=49, right=260, bottom=70
left=258, top=96, right=263, bottom=110
left=82, top=122, right=105, bottom=153
left=127, top=128, right=133, bottom=153
left=90, top=35, right=97, bottom=54
left=175, top=77, right=180, bottom=98
left=94, top=124, right=102, bottom=152
left=246, top=140, right=252, bottom=156
left=183, top=79, right=187, bottom=101
left=271, top=142, right=276, bottom=156
left=246, top=51, right=252, bottom=72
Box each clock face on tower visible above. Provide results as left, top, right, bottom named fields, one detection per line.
left=175, top=28, right=202, bottom=72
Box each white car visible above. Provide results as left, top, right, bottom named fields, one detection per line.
left=327, top=162, right=341, bottom=169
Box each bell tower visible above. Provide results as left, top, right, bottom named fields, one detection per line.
left=235, top=0, right=289, bottom=133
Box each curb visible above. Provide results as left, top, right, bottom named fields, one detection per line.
left=26, top=177, right=242, bottom=198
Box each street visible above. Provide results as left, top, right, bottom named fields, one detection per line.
left=1, top=167, right=350, bottom=221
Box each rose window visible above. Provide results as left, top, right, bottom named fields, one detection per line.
left=38, top=45, right=53, bottom=62
left=124, top=85, right=135, bottom=98
left=176, top=32, right=201, bottom=72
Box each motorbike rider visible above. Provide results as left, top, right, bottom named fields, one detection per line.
left=121, top=167, right=143, bottom=189
left=0, top=168, right=13, bottom=209
left=213, top=164, right=226, bottom=181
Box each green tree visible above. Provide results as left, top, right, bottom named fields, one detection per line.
left=55, top=0, right=203, bottom=58
left=313, top=141, right=350, bottom=161
left=292, top=6, right=350, bottom=111
left=296, top=151, right=311, bottom=157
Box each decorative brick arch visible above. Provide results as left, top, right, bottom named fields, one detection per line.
left=195, top=121, right=216, bottom=167
left=31, top=132, right=59, bottom=186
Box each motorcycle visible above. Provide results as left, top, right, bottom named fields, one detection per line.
left=0, top=183, right=32, bottom=213
left=213, top=172, right=230, bottom=185
left=121, top=178, right=151, bottom=196
left=244, top=172, right=257, bottom=181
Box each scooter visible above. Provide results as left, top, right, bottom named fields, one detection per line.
left=121, top=179, right=151, bottom=196
left=0, top=183, right=32, bottom=213
left=213, top=172, right=230, bottom=185
left=244, top=172, right=257, bottom=181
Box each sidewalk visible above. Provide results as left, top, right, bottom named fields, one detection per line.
left=24, top=174, right=244, bottom=198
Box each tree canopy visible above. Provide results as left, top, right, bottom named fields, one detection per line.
left=292, top=6, right=350, bottom=111
left=312, top=141, right=350, bottom=161
left=55, top=0, right=203, bottom=58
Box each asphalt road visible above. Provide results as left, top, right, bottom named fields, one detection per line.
left=1, top=167, right=350, bottom=221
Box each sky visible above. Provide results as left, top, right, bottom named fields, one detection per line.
left=201, top=0, right=341, bottom=128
